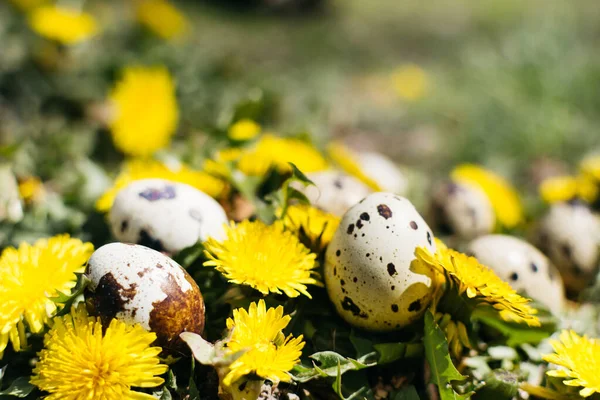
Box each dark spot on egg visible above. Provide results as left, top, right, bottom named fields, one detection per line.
left=391, top=304, right=399, bottom=312
left=357, top=220, right=364, bottom=229
left=333, top=179, right=343, bottom=189
left=189, top=209, right=203, bottom=222
left=360, top=212, right=370, bottom=221
left=86, top=273, right=136, bottom=326
left=561, top=243, right=572, bottom=260
left=336, top=249, right=341, bottom=257
left=333, top=267, right=337, bottom=276
left=138, top=229, right=165, bottom=252
left=149, top=272, right=205, bottom=352
left=408, top=299, right=422, bottom=312
left=238, top=381, right=248, bottom=391
left=353, top=277, right=358, bottom=283
left=377, top=204, right=392, bottom=219
left=426, top=231, right=432, bottom=245
left=572, top=264, right=584, bottom=276
left=530, top=262, right=538, bottom=273
left=347, top=224, right=355, bottom=234
left=387, top=263, right=397, bottom=276
left=391, top=285, right=395, bottom=290
left=341, top=297, right=368, bottom=319
left=120, top=220, right=129, bottom=233
left=510, top=272, right=519, bottom=281
left=361, top=233, right=365, bottom=237
left=409, top=221, right=418, bottom=230
left=340, top=279, right=346, bottom=286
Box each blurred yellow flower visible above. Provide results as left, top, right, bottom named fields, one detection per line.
left=31, top=305, right=167, bottom=400
left=539, top=175, right=598, bottom=204
left=328, top=142, right=382, bottom=191
left=415, top=244, right=539, bottom=327
left=543, top=330, right=600, bottom=397
left=0, top=235, right=93, bottom=357
left=581, top=155, right=600, bottom=182
left=96, top=159, right=226, bottom=212
left=391, top=65, right=429, bottom=101
left=136, top=0, right=189, bottom=40
left=28, top=6, right=98, bottom=45
left=8, top=0, right=47, bottom=11
left=228, top=119, right=261, bottom=141
left=452, top=164, right=523, bottom=229
left=204, top=220, right=319, bottom=298
left=237, top=134, right=328, bottom=177
left=282, top=205, right=340, bottom=250
left=18, top=176, right=44, bottom=204
left=203, top=148, right=244, bottom=178
left=108, top=66, right=178, bottom=157
left=223, top=300, right=304, bottom=386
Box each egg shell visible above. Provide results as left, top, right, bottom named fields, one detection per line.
left=297, top=170, right=373, bottom=216
left=467, top=234, right=565, bottom=315
left=109, top=178, right=228, bottom=253
left=355, top=152, right=408, bottom=194
left=536, top=201, right=600, bottom=293
left=85, top=242, right=205, bottom=353
left=430, top=181, right=495, bottom=239
left=325, top=192, right=437, bottom=331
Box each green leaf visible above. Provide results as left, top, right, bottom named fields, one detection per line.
left=173, top=241, right=205, bottom=268
left=472, top=308, right=555, bottom=347
left=373, top=342, right=424, bottom=364
left=288, top=163, right=315, bottom=187
left=332, top=361, right=369, bottom=400
left=180, top=332, right=216, bottom=365
left=0, top=377, right=35, bottom=397
left=289, top=351, right=376, bottom=383
left=50, top=274, right=91, bottom=316
left=472, top=370, right=519, bottom=400
left=392, top=386, right=420, bottom=400
left=423, top=310, right=470, bottom=400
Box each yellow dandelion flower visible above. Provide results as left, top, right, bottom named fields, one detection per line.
left=282, top=204, right=340, bottom=249
left=8, top=0, right=47, bottom=11
left=203, top=148, right=244, bottom=178
left=237, top=134, right=328, bottom=177
left=0, top=235, right=93, bottom=357
left=415, top=244, right=540, bottom=326
left=581, top=155, right=600, bottom=182
left=204, top=220, right=319, bottom=298
left=29, top=6, right=98, bottom=45
left=136, top=0, right=189, bottom=40
left=31, top=305, right=167, bottom=400
left=108, top=66, right=178, bottom=157
left=539, top=175, right=598, bottom=204
left=391, top=64, right=429, bottom=101
left=327, top=142, right=382, bottom=191
left=96, top=159, right=226, bottom=212
left=451, top=164, right=523, bottom=229
left=223, top=300, right=304, bottom=386
left=18, top=176, right=44, bottom=204
left=543, top=330, right=600, bottom=398
left=228, top=119, right=261, bottom=141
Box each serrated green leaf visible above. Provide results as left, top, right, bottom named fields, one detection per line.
left=0, top=377, right=35, bottom=397
left=289, top=351, right=376, bottom=383
left=472, top=308, right=555, bottom=347
left=424, top=310, right=470, bottom=400
left=50, top=274, right=90, bottom=316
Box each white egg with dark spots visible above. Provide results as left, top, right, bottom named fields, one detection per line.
left=296, top=170, right=373, bottom=216
left=535, top=201, right=600, bottom=293
left=355, top=152, right=408, bottom=194
left=324, top=192, right=437, bottom=331
left=467, top=234, right=565, bottom=315
left=109, top=178, right=228, bottom=253
left=85, top=242, right=205, bottom=353
left=430, top=181, right=494, bottom=239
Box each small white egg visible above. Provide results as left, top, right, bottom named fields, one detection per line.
left=109, top=178, right=228, bottom=253
left=430, top=181, right=495, bottom=239
left=297, top=170, right=373, bottom=217
left=85, top=242, right=205, bottom=353
left=324, top=192, right=437, bottom=331
left=535, top=201, right=600, bottom=293
left=467, top=234, right=565, bottom=315
left=355, top=152, right=408, bottom=194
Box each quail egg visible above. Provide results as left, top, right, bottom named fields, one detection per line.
left=324, top=192, right=437, bottom=331
left=430, top=181, right=495, bottom=239
left=354, top=151, right=408, bottom=195
left=296, top=170, right=373, bottom=217
left=535, top=201, right=600, bottom=293
left=109, top=178, right=228, bottom=253
left=85, top=242, right=205, bottom=353
left=468, top=234, right=565, bottom=315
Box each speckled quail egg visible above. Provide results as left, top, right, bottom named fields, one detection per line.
left=354, top=152, right=408, bottom=195
left=296, top=170, right=373, bottom=217
left=109, top=178, right=228, bottom=253
left=324, top=192, right=437, bottom=331
left=429, top=181, right=495, bottom=239
left=467, top=234, right=565, bottom=315
left=535, top=201, right=600, bottom=293
left=85, top=242, right=205, bottom=353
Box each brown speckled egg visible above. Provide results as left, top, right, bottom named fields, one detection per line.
left=85, top=242, right=205, bottom=353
